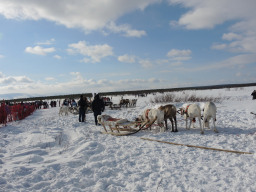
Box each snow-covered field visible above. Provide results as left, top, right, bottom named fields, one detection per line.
left=1, top=87, right=256, bottom=192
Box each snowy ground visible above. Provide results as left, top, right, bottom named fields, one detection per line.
left=1, top=87, right=256, bottom=192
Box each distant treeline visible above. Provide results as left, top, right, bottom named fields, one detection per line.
left=4, top=82, right=256, bottom=103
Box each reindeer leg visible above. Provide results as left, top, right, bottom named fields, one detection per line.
left=213, top=116, right=218, bottom=133
left=165, top=119, right=168, bottom=131
left=192, top=118, right=196, bottom=128
left=170, top=118, right=174, bottom=132
left=174, top=116, right=178, bottom=132
left=147, top=117, right=157, bottom=130
left=199, top=117, right=204, bottom=134
left=188, top=118, right=192, bottom=130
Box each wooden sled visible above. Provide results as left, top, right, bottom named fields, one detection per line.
left=98, top=115, right=141, bottom=136
left=109, top=104, right=121, bottom=110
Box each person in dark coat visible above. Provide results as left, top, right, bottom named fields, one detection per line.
left=251, top=90, right=256, bottom=100
left=91, top=94, right=105, bottom=125
left=63, top=99, right=69, bottom=106
left=78, top=95, right=88, bottom=122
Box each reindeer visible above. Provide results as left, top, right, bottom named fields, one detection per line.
left=59, top=105, right=69, bottom=116
left=202, top=102, right=218, bottom=133
left=179, top=103, right=203, bottom=134
left=137, top=108, right=165, bottom=132
left=129, top=99, right=137, bottom=107
left=158, top=104, right=178, bottom=132
left=119, top=99, right=130, bottom=108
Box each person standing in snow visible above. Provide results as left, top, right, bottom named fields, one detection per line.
left=91, top=94, right=105, bottom=125
left=71, top=99, right=77, bottom=107
left=63, top=99, right=69, bottom=106
left=78, top=95, right=88, bottom=122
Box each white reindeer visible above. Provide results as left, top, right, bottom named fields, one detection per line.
left=138, top=108, right=165, bottom=132
left=180, top=103, right=203, bottom=134
left=129, top=99, right=137, bottom=107
left=59, top=106, right=69, bottom=116
left=203, top=102, right=218, bottom=133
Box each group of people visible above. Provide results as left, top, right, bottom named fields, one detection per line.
left=76, top=94, right=105, bottom=125
left=62, top=98, right=79, bottom=107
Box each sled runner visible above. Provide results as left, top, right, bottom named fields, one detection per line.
left=109, top=104, right=121, bottom=110
left=97, top=115, right=142, bottom=136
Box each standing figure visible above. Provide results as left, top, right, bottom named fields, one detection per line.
left=92, top=94, right=105, bottom=125
left=63, top=99, right=69, bottom=106
left=78, top=95, right=88, bottom=122
left=71, top=99, right=77, bottom=107
left=84, top=97, right=89, bottom=115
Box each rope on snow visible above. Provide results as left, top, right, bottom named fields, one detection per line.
left=141, top=137, right=253, bottom=155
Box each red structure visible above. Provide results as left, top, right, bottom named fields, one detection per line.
left=0, top=101, right=36, bottom=127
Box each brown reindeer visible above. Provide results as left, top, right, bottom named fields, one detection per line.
left=119, top=99, right=130, bottom=108
left=158, top=104, right=178, bottom=132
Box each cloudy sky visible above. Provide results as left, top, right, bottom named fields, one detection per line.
left=0, top=0, right=256, bottom=98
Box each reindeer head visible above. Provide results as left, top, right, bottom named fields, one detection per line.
left=178, top=108, right=185, bottom=115
left=158, top=122, right=164, bottom=127
left=135, top=115, right=142, bottom=122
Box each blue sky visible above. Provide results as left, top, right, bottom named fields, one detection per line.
left=0, top=0, right=256, bottom=98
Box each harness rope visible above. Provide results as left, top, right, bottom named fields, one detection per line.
left=141, top=137, right=253, bottom=155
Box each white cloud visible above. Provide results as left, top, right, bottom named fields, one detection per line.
left=168, top=0, right=256, bottom=54
left=167, top=49, right=191, bottom=57
left=0, top=0, right=159, bottom=36
left=167, top=49, right=192, bottom=64
left=182, top=53, right=256, bottom=72
left=100, top=72, right=131, bottom=78
left=134, top=49, right=192, bottom=68
left=148, top=78, right=161, bottom=83
left=45, top=77, right=55, bottom=81
left=0, top=54, right=4, bottom=58
left=222, top=33, right=241, bottom=41
left=139, top=59, right=153, bottom=68
left=37, top=38, right=55, bottom=45
left=211, top=43, right=227, bottom=50
left=54, top=55, right=61, bottom=59
left=0, top=72, right=167, bottom=96
left=170, top=61, right=183, bottom=66
left=218, top=54, right=256, bottom=68
left=106, top=22, right=146, bottom=37
left=118, top=54, right=136, bottom=63
left=25, top=46, right=55, bottom=55
left=67, top=41, right=113, bottom=63
left=168, top=0, right=255, bottom=29
left=0, top=74, right=33, bottom=85
left=70, top=72, right=84, bottom=81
